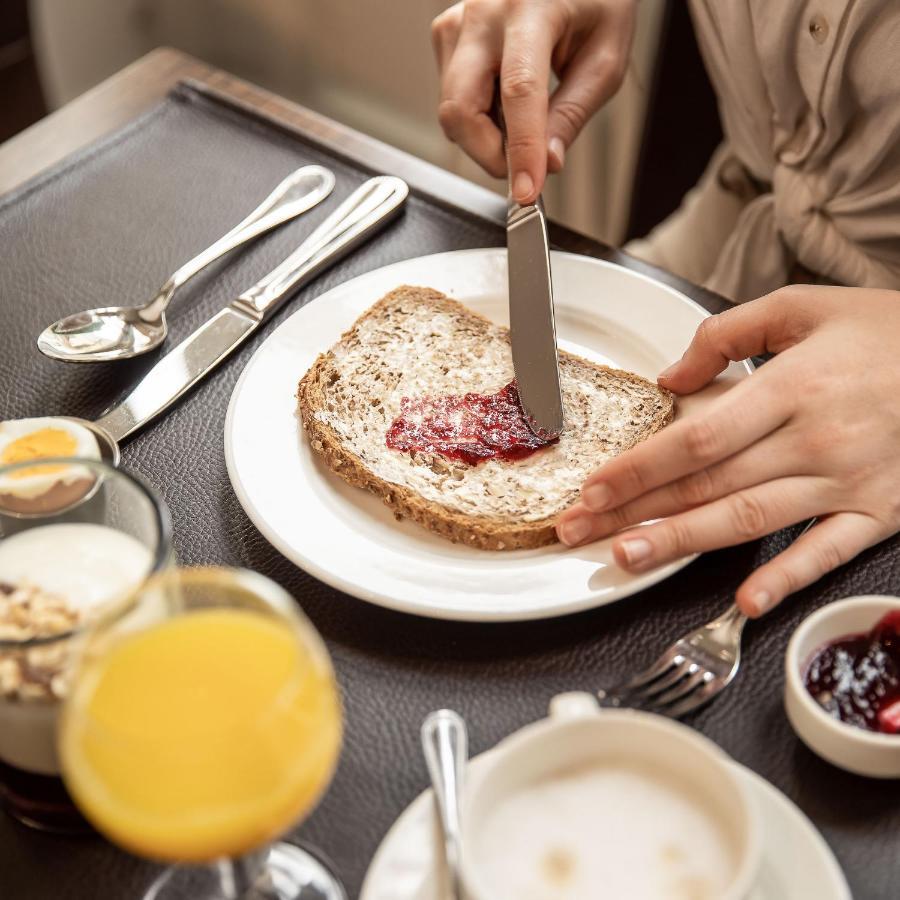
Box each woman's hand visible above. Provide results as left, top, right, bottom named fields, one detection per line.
left=556, top=285, right=900, bottom=617
left=431, top=0, right=636, bottom=204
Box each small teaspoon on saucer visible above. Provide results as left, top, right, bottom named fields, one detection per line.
left=37, top=164, right=335, bottom=363
left=421, top=709, right=468, bottom=900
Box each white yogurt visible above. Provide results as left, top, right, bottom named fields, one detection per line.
left=0, top=523, right=153, bottom=774
left=473, top=761, right=736, bottom=900
left=0, top=523, right=153, bottom=615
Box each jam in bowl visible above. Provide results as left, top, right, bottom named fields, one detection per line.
left=785, top=596, right=900, bottom=779
left=803, top=610, right=900, bottom=735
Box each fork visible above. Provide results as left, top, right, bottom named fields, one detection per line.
left=600, top=519, right=817, bottom=718
left=599, top=604, right=749, bottom=718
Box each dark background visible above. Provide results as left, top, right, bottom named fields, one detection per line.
left=0, top=0, right=47, bottom=143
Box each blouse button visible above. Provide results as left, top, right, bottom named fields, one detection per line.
left=809, top=14, right=829, bottom=44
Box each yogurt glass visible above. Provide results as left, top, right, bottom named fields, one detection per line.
left=0, top=457, right=171, bottom=830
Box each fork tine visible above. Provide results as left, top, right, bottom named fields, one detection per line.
left=627, top=660, right=697, bottom=702
left=606, top=649, right=684, bottom=696
left=660, top=679, right=724, bottom=719
left=644, top=669, right=713, bottom=710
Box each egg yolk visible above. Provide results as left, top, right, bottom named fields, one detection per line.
left=2, top=428, right=78, bottom=479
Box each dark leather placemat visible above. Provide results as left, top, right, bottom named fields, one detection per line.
left=1, top=84, right=898, bottom=899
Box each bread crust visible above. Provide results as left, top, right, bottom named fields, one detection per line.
left=297, top=286, right=674, bottom=551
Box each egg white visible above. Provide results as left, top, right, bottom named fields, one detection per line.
left=0, top=418, right=100, bottom=500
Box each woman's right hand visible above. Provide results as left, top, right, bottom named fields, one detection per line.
left=431, top=0, right=636, bottom=205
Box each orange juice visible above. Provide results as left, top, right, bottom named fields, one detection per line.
left=59, top=608, right=341, bottom=862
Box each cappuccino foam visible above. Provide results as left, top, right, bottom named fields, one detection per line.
left=472, top=760, right=736, bottom=900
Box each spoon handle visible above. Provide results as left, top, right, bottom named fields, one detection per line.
left=421, top=709, right=468, bottom=900
left=144, top=165, right=336, bottom=318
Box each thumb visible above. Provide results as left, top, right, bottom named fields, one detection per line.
left=658, top=288, right=813, bottom=394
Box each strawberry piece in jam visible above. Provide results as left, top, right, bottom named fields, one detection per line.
left=804, top=610, right=900, bottom=734
left=385, top=381, right=557, bottom=466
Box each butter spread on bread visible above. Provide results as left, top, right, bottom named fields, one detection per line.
left=297, top=286, right=673, bottom=550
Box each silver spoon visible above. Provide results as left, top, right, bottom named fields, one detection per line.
left=421, top=709, right=468, bottom=900
left=37, top=164, right=335, bottom=363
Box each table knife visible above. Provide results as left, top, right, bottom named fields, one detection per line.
left=493, top=89, right=564, bottom=439
left=94, top=176, right=409, bottom=445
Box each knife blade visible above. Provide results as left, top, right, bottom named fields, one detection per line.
left=491, top=85, right=564, bottom=439
left=506, top=197, right=564, bottom=438
left=95, top=176, right=409, bottom=444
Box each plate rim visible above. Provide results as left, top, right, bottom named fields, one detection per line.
left=225, top=248, right=751, bottom=622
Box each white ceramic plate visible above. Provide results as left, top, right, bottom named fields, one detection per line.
left=225, top=249, right=750, bottom=621
left=359, top=752, right=851, bottom=900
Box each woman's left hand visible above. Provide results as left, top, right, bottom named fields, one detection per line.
left=555, top=285, right=900, bottom=617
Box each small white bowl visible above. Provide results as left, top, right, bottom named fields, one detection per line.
left=785, top=595, right=900, bottom=778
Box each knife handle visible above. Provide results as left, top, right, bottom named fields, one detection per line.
left=489, top=76, right=507, bottom=139
left=489, top=77, right=512, bottom=175
left=490, top=78, right=538, bottom=222
left=234, top=176, right=409, bottom=320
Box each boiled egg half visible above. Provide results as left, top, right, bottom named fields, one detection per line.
left=0, top=418, right=101, bottom=514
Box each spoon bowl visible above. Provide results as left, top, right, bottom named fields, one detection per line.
left=38, top=306, right=168, bottom=363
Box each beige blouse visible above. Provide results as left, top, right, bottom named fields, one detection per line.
left=625, top=1, right=900, bottom=302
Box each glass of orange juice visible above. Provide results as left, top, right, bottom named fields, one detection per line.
left=57, top=567, right=344, bottom=900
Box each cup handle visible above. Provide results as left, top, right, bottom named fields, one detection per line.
left=549, top=692, right=601, bottom=720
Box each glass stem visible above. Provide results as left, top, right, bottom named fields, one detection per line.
left=217, top=850, right=270, bottom=899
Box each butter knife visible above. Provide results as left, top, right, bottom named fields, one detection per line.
left=493, top=90, right=564, bottom=439
left=94, top=176, right=409, bottom=444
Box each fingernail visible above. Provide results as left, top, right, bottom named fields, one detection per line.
left=513, top=171, right=534, bottom=203
left=583, top=483, right=611, bottom=512
left=559, top=516, right=591, bottom=547
left=658, top=361, right=680, bottom=382
left=750, top=590, right=774, bottom=616
left=618, top=537, right=653, bottom=568
left=549, top=137, right=565, bottom=169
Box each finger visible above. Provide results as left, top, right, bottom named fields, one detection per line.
left=431, top=3, right=463, bottom=72
left=658, top=287, right=819, bottom=395
left=580, top=374, right=790, bottom=513
left=439, top=31, right=506, bottom=177
left=546, top=31, right=627, bottom=169
left=561, top=432, right=801, bottom=543
left=735, top=513, right=890, bottom=617
left=500, top=11, right=560, bottom=202
left=608, top=477, right=831, bottom=571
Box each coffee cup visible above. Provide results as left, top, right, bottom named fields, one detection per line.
left=461, top=693, right=761, bottom=900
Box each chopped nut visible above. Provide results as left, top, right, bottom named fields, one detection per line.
left=0, top=581, right=81, bottom=702
left=50, top=672, right=71, bottom=700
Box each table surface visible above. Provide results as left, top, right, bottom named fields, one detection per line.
left=1, top=48, right=898, bottom=900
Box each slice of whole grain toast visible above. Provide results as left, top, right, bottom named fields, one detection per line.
left=297, top=286, right=673, bottom=550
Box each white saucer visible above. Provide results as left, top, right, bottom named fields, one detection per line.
left=359, top=752, right=850, bottom=900
left=225, top=248, right=751, bottom=622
